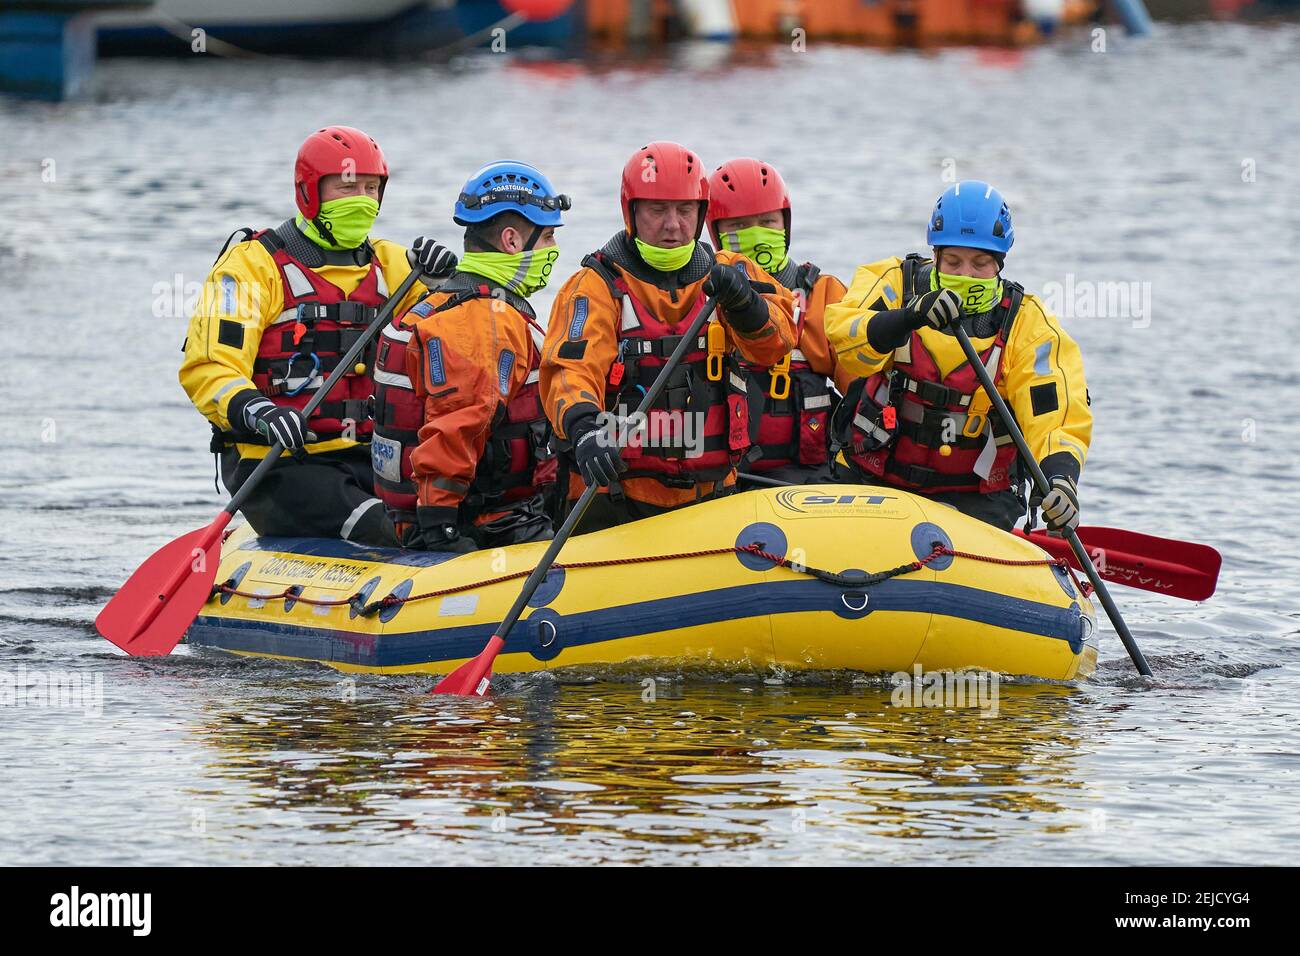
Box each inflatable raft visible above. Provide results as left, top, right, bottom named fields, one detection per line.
left=186, top=485, right=1098, bottom=681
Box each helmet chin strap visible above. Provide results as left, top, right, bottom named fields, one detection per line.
left=522, top=224, right=543, bottom=252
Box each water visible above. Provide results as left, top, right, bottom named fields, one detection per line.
left=2, top=23, right=1299, bottom=865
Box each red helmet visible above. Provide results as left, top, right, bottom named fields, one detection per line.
left=294, top=126, right=389, bottom=220
left=705, top=158, right=792, bottom=246
left=619, top=141, right=709, bottom=238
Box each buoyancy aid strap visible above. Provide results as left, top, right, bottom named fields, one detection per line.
left=883, top=459, right=981, bottom=491
left=853, top=412, right=893, bottom=450
left=622, top=334, right=708, bottom=359
left=901, top=253, right=928, bottom=299
left=217, top=227, right=256, bottom=263
left=582, top=251, right=642, bottom=332
left=295, top=301, right=377, bottom=325
left=895, top=401, right=984, bottom=450
left=794, top=262, right=821, bottom=298
left=894, top=370, right=968, bottom=408
left=960, top=284, right=1022, bottom=434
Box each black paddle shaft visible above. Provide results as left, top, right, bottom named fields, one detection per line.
left=490, top=296, right=724, bottom=645
left=225, top=267, right=424, bottom=517
left=951, top=324, right=1152, bottom=676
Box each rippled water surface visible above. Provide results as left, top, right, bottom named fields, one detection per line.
left=2, top=23, right=1299, bottom=865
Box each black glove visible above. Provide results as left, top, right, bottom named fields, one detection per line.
left=704, top=261, right=758, bottom=313
left=403, top=506, right=478, bottom=553
left=904, top=288, right=963, bottom=331
left=408, top=237, right=458, bottom=280
left=242, top=399, right=315, bottom=450
left=1030, top=475, right=1080, bottom=533
left=570, top=414, right=626, bottom=488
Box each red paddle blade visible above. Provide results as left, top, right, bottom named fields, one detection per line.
left=431, top=635, right=504, bottom=696
left=95, top=515, right=230, bottom=656
left=1018, top=526, right=1221, bottom=601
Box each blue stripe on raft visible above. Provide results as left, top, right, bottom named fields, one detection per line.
left=187, top=576, right=1084, bottom=668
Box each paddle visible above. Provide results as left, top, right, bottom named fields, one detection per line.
left=739, top=473, right=1219, bottom=601
left=432, top=294, right=725, bottom=696
left=950, top=324, right=1152, bottom=675
left=95, top=266, right=425, bottom=657
left=1015, top=527, right=1220, bottom=602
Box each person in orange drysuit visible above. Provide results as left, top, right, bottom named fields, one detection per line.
left=540, top=141, right=797, bottom=533
left=396, top=161, right=570, bottom=552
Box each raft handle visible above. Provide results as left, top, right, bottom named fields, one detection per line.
left=841, top=593, right=869, bottom=612
left=538, top=618, right=558, bottom=649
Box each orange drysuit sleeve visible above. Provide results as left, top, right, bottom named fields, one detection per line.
left=406, top=296, right=537, bottom=510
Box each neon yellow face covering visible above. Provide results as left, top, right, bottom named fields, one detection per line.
left=458, top=246, right=560, bottom=298
left=718, top=226, right=788, bottom=275
left=634, top=238, right=696, bottom=273
left=297, top=196, right=379, bottom=251
left=931, top=267, right=1003, bottom=315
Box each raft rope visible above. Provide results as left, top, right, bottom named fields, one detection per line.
left=210, top=540, right=1090, bottom=617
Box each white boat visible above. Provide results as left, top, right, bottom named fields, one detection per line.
left=94, top=0, right=577, bottom=55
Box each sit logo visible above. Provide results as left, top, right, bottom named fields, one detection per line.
left=800, top=494, right=895, bottom=505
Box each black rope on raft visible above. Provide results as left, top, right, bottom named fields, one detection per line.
left=210, top=541, right=1081, bottom=616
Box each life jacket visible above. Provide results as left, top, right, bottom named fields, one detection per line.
left=371, top=276, right=555, bottom=526
left=832, top=254, right=1024, bottom=495
left=583, top=251, right=750, bottom=489
left=241, top=221, right=388, bottom=446
left=739, top=262, right=837, bottom=472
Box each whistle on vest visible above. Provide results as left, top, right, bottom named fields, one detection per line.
left=768, top=352, right=792, bottom=401
left=706, top=320, right=726, bottom=382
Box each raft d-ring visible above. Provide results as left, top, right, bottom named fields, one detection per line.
left=841, top=592, right=869, bottom=612
left=537, top=618, right=558, bottom=649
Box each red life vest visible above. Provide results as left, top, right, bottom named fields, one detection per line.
left=834, top=257, right=1023, bottom=495
left=370, top=281, right=555, bottom=526
left=585, top=253, right=750, bottom=488
left=739, top=263, right=836, bottom=473
left=248, top=228, right=386, bottom=445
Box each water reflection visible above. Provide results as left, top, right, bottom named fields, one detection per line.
left=190, top=675, right=1095, bottom=858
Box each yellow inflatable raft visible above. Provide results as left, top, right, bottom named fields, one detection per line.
left=186, top=485, right=1098, bottom=681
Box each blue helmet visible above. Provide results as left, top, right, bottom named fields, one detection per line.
left=454, top=160, right=570, bottom=228
left=926, top=180, right=1014, bottom=255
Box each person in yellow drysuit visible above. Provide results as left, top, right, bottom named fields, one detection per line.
left=179, top=126, right=456, bottom=545
left=824, top=180, right=1091, bottom=532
